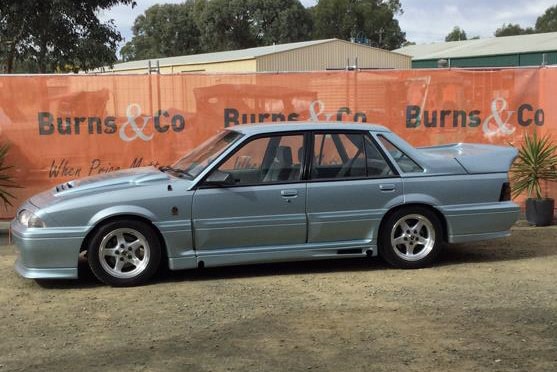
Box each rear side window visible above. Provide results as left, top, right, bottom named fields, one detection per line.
left=377, top=135, right=423, bottom=173
left=311, top=133, right=394, bottom=179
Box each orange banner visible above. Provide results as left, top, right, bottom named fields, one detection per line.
left=0, top=68, right=555, bottom=218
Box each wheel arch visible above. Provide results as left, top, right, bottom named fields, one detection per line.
left=378, top=203, right=448, bottom=243
left=80, top=214, right=169, bottom=268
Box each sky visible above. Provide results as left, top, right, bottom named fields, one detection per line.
left=99, top=0, right=557, bottom=51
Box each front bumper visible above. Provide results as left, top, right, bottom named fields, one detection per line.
left=11, top=220, right=87, bottom=280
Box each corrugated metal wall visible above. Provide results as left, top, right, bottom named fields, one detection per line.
left=256, top=40, right=410, bottom=72
left=412, top=52, right=557, bottom=68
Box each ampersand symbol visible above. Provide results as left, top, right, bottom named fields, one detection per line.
left=309, top=100, right=334, bottom=122
left=482, top=97, right=515, bottom=137
left=119, top=103, right=154, bottom=142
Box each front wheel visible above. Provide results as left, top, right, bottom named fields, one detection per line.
left=87, top=220, right=161, bottom=286
left=379, top=207, right=443, bottom=269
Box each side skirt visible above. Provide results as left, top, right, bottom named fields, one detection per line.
left=195, top=240, right=377, bottom=269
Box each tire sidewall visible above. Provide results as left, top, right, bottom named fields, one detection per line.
left=88, top=219, right=162, bottom=286
left=379, top=207, right=443, bottom=269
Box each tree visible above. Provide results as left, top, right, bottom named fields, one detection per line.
left=121, top=2, right=201, bottom=61
left=0, top=0, right=136, bottom=73
left=535, top=5, right=557, bottom=33
left=196, top=0, right=312, bottom=52
left=311, top=0, right=406, bottom=50
left=122, top=0, right=313, bottom=59
left=445, top=26, right=467, bottom=42
left=249, top=0, right=313, bottom=46
left=495, top=23, right=535, bottom=37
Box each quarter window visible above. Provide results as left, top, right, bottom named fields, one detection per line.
left=377, top=135, right=423, bottom=173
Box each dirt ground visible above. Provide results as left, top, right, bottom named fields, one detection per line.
left=0, top=226, right=556, bottom=372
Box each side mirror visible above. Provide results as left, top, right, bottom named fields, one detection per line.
left=205, top=170, right=235, bottom=186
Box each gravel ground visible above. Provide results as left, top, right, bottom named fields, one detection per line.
left=0, top=227, right=556, bottom=372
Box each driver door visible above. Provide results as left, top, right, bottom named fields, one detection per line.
left=192, top=133, right=307, bottom=263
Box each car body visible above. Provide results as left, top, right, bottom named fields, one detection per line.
left=11, top=122, right=520, bottom=286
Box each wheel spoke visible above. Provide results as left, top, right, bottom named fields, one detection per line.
left=412, top=220, right=424, bottom=233
left=128, top=239, right=143, bottom=251
left=417, top=236, right=429, bottom=245
left=406, top=243, right=415, bottom=255
left=116, top=232, right=126, bottom=248
left=113, top=259, right=125, bottom=273
left=393, top=236, right=406, bottom=246
left=400, top=221, right=412, bottom=232
left=101, top=247, right=119, bottom=257
left=130, top=257, right=142, bottom=267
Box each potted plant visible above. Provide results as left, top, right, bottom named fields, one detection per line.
left=0, top=143, right=20, bottom=208
left=511, top=131, right=557, bottom=226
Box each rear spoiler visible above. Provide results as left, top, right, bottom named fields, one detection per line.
left=418, top=143, right=518, bottom=174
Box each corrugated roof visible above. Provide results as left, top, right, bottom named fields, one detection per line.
left=109, top=39, right=337, bottom=71
left=394, top=32, right=557, bottom=60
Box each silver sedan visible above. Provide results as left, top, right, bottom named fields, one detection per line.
left=11, top=122, right=519, bottom=286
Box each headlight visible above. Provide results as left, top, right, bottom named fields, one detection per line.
left=17, top=209, right=46, bottom=228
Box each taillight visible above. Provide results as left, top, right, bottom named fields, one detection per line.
left=499, top=182, right=511, bottom=201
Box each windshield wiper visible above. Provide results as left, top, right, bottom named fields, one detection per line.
left=159, top=166, right=194, bottom=179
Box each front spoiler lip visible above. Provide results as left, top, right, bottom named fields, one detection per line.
left=15, top=257, right=78, bottom=279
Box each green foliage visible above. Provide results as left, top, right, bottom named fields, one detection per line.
left=535, top=5, right=557, bottom=33
left=445, top=26, right=467, bottom=42
left=121, top=2, right=201, bottom=61
left=0, top=144, right=20, bottom=208
left=494, top=5, right=557, bottom=38
left=494, top=23, right=535, bottom=37
left=122, top=0, right=313, bottom=59
left=311, top=0, right=405, bottom=50
left=195, top=0, right=258, bottom=52
left=0, top=0, right=136, bottom=73
left=511, top=132, right=557, bottom=200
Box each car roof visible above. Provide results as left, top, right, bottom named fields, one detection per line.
left=227, top=122, right=391, bottom=135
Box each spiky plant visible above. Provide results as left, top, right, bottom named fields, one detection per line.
left=0, top=143, right=20, bottom=207
left=511, top=131, right=557, bottom=199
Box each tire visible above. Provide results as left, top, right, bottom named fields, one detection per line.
left=87, top=219, right=161, bottom=286
left=379, top=207, right=443, bottom=269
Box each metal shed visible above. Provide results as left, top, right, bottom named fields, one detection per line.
left=98, top=39, right=411, bottom=74
left=394, top=32, right=557, bottom=68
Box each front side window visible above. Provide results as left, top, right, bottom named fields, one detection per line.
left=171, top=130, right=243, bottom=178
left=311, top=133, right=393, bottom=180
left=214, top=134, right=304, bottom=185
left=377, top=135, right=423, bottom=173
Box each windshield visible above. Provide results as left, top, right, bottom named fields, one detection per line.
left=170, top=130, right=243, bottom=179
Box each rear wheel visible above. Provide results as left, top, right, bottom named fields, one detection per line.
left=379, top=207, right=443, bottom=269
left=87, top=220, right=161, bottom=286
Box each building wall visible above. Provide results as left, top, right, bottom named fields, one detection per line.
left=164, top=59, right=257, bottom=73
left=412, top=51, right=557, bottom=68
left=256, top=40, right=410, bottom=71
left=104, top=59, right=257, bottom=74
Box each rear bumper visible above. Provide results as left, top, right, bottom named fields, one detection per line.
left=442, top=201, right=520, bottom=243
left=11, top=220, right=84, bottom=280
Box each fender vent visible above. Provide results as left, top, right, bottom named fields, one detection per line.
left=55, top=182, right=74, bottom=192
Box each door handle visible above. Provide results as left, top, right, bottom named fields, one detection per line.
left=379, top=184, right=396, bottom=192
left=281, top=189, right=298, bottom=198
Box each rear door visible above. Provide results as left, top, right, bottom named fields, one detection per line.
left=306, top=131, right=403, bottom=244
